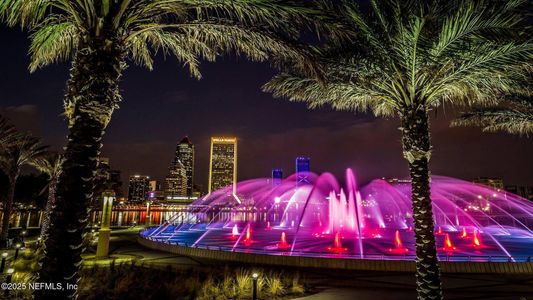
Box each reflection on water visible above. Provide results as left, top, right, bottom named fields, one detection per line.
left=2, top=205, right=193, bottom=229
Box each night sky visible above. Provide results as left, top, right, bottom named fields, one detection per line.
left=1, top=27, right=532, bottom=193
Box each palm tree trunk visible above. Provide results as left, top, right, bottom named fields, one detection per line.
left=39, top=178, right=57, bottom=239
left=0, top=175, right=17, bottom=248
left=37, top=40, right=125, bottom=299
left=400, top=107, right=443, bottom=300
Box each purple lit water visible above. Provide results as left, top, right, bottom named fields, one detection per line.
left=141, top=169, right=533, bottom=262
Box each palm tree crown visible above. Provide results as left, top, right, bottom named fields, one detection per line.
left=1, top=0, right=328, bottom=126
left=0, top=132, right=47, bottom=246
left=0, top=134, right=48, bottom=177
left=0, top=115, right=20, bottom=147
left=265, top=0, right=531, bottom=122
left=453, top=94, right=533, bottom=136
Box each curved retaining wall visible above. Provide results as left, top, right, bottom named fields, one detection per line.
left=138, top=237, right=533, bottom=274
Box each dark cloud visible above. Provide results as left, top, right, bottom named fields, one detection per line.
left=0, top=105, right=41, bottom=134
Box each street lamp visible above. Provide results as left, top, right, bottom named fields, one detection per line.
left=21, top=230, right=27, bottom=243
left=0, top=252, right=7, bottom=273
left=252, top=273, right=259, bottom=300
left=14, top=243, right=21, bottom=260
left=4, top=268, right=14, bottom=297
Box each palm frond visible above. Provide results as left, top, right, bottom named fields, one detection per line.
left=29, top=16, right=78, bottom=71
left=31, top=152, right=64, bottom=178
left=452, top=107, right=533, bottom=136
left=265, top=0, right=531, bottom=127
left=0, top=114, right=19, bottom=147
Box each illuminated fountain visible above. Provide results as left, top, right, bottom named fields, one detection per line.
left=327, top=232, right=348, bottom=253
left=142, top=169, right=533, bottom=262
left=388, top=230, right=409, bottom=254
left=231, top=224, right=239, bottom=238
left=277, top=232, right=290, bottom=250
left=441, top=234, right=456, bottom=252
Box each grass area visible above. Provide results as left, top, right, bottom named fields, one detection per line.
left=3, top=241, right=311, bottom=300
left=79, top=262, right=309, bottom=300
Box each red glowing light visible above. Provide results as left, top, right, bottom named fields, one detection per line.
left=394, top=230, right=403, bottom=248
left=265, top=221, right=271, bottom=231
left=441, top=233, right=456, bottom=252
left=388, top=230, right=409, bottom=254
left=460, top=227, right=468, bottom=238
left=473, top=229, right=481, bottom=247
left=327, top=232, right=348, bottom=253
left=277, top=232, right=290, bottom=249
left=407, top=226, right=413, bottom=232
left=436, top=226, right=444, bottom=235
left=242, top=225, right=253, bottom=246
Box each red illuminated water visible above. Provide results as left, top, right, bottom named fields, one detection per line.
left=277, top=232, right=290, bottom=249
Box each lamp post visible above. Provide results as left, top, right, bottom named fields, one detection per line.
left=14, top=243, right=21, bottom=260
left=4, top=268, right=14, bottom=297
left=96, top=191, right=115, bottom=259
left=0, top=252, right=7, bottom=273
left=145, top=201, right=152, bottom=226
left=252, top=273, right=258, bottom=300
left=20, top=230, right=27, bottom=243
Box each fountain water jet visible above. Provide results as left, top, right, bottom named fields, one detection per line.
left=142, top=170, right=533, bottom=262
left=277, top=232, right=290, bottom=250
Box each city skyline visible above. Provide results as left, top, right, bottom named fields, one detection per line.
left=1, top=28, right=532, bottom=190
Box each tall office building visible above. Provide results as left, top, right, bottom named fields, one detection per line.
left=165, top=160, right=188, bottom=200
left=208, top=137, right=237, bottom=193
left=148, top=180, right=159, bottom=191
left=175, top=136, right=195, bottom=196
left=127, top=175, right=150, bottom=202
left=296, top=156, right=310, bottom=186
left=272, top=169, right=283, bottom=188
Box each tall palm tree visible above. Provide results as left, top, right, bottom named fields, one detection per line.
left=453, top=95, right=533, bottom=136
left=31, top=153, right=64, bottom=239
left=0, top=1, right=332, bottom=298
left=0, top=133, right=47, bottom=247
left=264, top=1, right=532, bottom=299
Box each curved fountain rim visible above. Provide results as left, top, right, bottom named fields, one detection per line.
left=139, top=229, right=532, bottom=263
left=138, top=232, right=533, bottom=274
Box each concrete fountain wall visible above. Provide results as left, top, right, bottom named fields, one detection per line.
left=138, top=235, right=533, bottom=274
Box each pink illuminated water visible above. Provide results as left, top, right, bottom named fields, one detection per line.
left=143, top=169, right=533, bottom=261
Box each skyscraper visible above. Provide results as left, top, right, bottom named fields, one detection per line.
left=272, top=169, right=283, bottom=188
left=296, top=156, right=310, bottom=186
left=127, top=175, right=150, bottom=202
left=175, top=136, right=195, bottom=196
left=164, top=160, right=188, bottom=200
left=208, top=137, right=237, bottom=193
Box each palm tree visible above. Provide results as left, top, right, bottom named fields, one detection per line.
left=0, top=1, right=331, bottom=298
left=0, top=115, right=20, bottom=147
left=31, top=153, right=64, bottom=239
left=0, top=133, right=47, bottom=247
left=264, top=1, right=532, bottom=299
left=452, top=95, right=533, bottom=136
